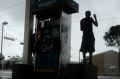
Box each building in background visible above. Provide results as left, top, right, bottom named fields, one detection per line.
left=2, top=56, right=22, bottom=70
left=92, top=50, right=119, bottom=75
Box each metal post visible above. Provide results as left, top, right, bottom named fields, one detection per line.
left=22, top=0, right=34, bottom=64
left=1, top=21, right=8, bottom=70
left=79, top=52, right=80, bottom=63
left=1, top=24, right=4, bottom=58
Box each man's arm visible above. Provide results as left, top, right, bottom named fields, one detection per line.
left=80, top=19, right=83, bottom=31
left=93, top=14, right=98, bottom=27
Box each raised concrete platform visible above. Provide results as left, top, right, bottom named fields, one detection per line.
left=65, top=63, right=98, bottom=79
left=12, top=64, right=34, bottom=79
left=12, top=63, right=98, bottom=79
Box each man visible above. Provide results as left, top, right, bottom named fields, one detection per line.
left=31, top=28, right=42, bottom=55
left=80, top=10, right=98, bottom=64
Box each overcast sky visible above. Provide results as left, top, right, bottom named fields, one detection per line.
left=71, top=0, right=120, bottom=61
left=0, top=0, right=120, bottom=61
left=0, top=0, right=25, bottom=59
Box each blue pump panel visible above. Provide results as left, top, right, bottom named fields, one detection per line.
left=35, top=53, right=59, bottom=70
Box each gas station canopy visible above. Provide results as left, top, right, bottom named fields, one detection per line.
left=32, top=0, right=79, bottom=14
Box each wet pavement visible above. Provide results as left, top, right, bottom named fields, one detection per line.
left=0, top=70, right=120, bottom=79
left=0, top=70, right=12, bottom=79
left=98, top=76, right=120, bottom=79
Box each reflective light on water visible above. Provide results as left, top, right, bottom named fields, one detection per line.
left=0, top=70, right=12, bottom=79
left=98, top=76, right=120, bottom=79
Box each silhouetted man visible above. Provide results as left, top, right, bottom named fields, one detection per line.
left=80, top=10, right=98, bottom=64
left=31, top=28, right=42, bottom=55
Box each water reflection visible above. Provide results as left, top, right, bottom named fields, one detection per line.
left=98, top=76, right=120, bottom=79
left=1, top=70, right=120, bottom=79
left=0, top=70, right=12, bottom=79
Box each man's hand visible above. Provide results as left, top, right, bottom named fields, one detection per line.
left=93, top=14, right=97, bottom=18
left=93, top=14, right=98, bottom=26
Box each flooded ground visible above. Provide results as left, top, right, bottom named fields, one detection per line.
left=0, top=70, right=120, bottom=79
left=98, top=76, right=120, bottom=79
left=0, top=70, right=12, bottom=79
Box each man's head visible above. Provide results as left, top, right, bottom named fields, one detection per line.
left=85, top=10, right=91, bottom=18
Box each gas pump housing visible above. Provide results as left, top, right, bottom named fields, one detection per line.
left=32, top=0, right=79, bottom=74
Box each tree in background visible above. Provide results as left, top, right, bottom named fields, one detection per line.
left=103, top=25, right=120, bottom=73
left=103, top=25, right=120, bottom=52
left=4, top=61, right=12, bottom=70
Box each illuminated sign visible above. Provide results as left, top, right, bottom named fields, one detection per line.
left=32, top=0, right=58, bottom=10
left=38, top=0, right=57, bottom=8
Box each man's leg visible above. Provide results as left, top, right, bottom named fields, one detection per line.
left=89, top=52, right=93, bottom=64
left=83, top=52, right=86, bottom=64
